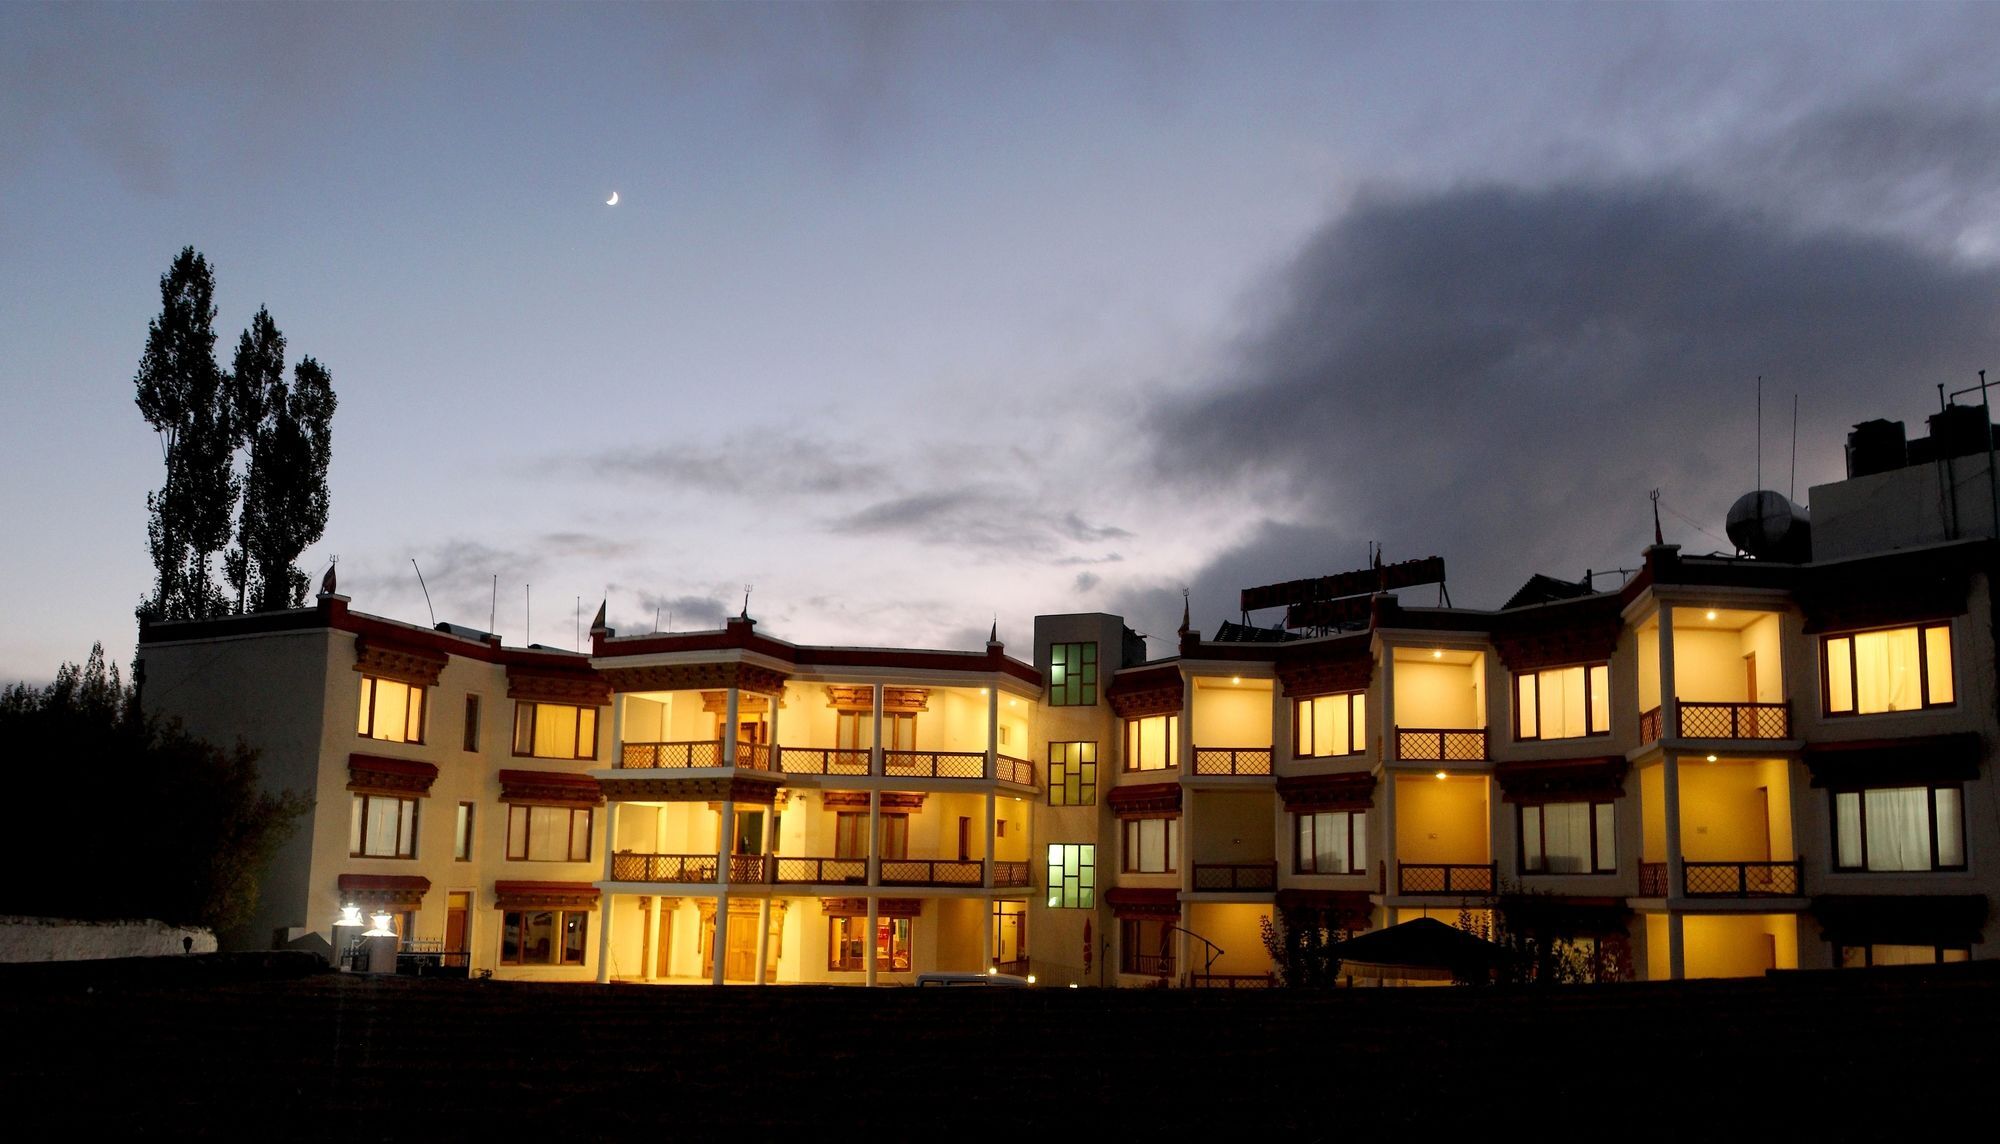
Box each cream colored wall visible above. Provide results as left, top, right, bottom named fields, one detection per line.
left=1682, top=913, right=1797, bottom=978
left=1678, top=760, right=1791, bottom=861
left=622, top=694, right=667, bottom=743
left=1644, top=913, right=1671, bottom=980
left=1672, top=629, right=1749, bottom=702
left=1189, top=791, right=1277, bottom=865
left=933, top=897, right=986, bottom=971
left=1394, top=660, right=1482, bottom=727
left=1187, top=903, right=1274, bottom=974
left=1640, top=764, right=1666, bottom=862
left=1394, top=775, right=1489, bottom=864
left=1742, top=614, right=1784, bottom=701
left=1191, top=681, right=1274, bottom=747
left=1637, top=624, right=1660, bottom=710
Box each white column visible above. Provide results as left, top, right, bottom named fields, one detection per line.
left=866, top=788, right=880, bottom=988
left=713, top=796, right=734, bottom=987
left=754, top=898, right=772, bottom=986
left=1663, top=752, right=1687, bottom=980
left=865, top=895, right=880, bottom=989
left=1380, top=646, right=1398, bottom=763
left=985, top=686, right=1000, bottom=779
left=595, top=801, right=619, bottom=983
left=1177, top=673, right=1194, bottom=772
left=639, top=896, right=654, bottom=983
left=1178, top=789, right=1195, bottom=985
left=766, top=685, right=783, bottom=771
left=1657, top=607, right=1679, bottom=740
left=611, top=693, right=625, bottom=766
left=871, top=682, right=885, bottom=776
left=1272, top=680, right=1290, bottom=765
left=1381, top=771, right=1399, bottom=898
left=981, top=898, right=993, bottom=972
left=757, top=799, right=778, bottom=985
left=723, top=685, right=741, bottom=768
left=983, top=792, right=997, bottom=890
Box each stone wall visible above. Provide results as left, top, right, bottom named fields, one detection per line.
left=0, top=916, right=218, bottom=963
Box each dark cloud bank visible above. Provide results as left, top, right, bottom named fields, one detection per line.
left=1122, top=180, right=2000, bottom=645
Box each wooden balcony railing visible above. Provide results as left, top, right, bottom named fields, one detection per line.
left=729, top=855, right=767, bottom=882
left=1123, top=953, right=1175, bottom=978
left=1637, top=861, right=1669, bottom=896
left=1192, top=747, right=1274, bottom=776
left=1397, top=861, right=1496, bottom=895
left=1191, top=973, right=1276, bottom=989
left=995, top=754, right=1036, bottom=786
left=776, top=747, right=871, bottom=776
left=735, top=743, right=772, bottom=771
left=879, top=859, right=986, bottom=886
left=993, top=860, right=1031, bottom=888
left=1395, top=727, right=1489, bottom=762
left=773, top=856, right=868, bottom=885
left=991, top=957, right=1030, bottom=978
left=610, top=852, right=718, bottom=883
left=1677, top=701, right=1790, bottom=740
left=1683, top=859, right=1802, bottom=897
left=1639, top=707, right=1663, bottom=743
left=620, top=740, right=722, bottom=769
left=883, top=750, right=987, bottom=780
left=1192, top=861, right=1278, bottom=892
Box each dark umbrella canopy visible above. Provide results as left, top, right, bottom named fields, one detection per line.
left=1326, top=918, right=1509, bottom=981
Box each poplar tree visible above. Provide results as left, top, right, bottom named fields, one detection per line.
left=240, top=355, right=337, bottom=611
left=223, top=308, right=285, bottom=611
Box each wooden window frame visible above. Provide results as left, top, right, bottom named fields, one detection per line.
left=463, top=694, right=481, bottom=752
left=505, top=804, right=594, bottom=863
left=349, top=793, right=418, bottom=859
left=1517, top=800, right=1617, bottom=875
left=1829, top=784, right=1967, bottom=873
left=1821, top=623, right=1955, bottom=717
left=1513, top=663, right=1611, bottom=742
left=1835, top=943, right=1973, bottom=968
left=511, top=701, right=600, bottom=761
left=1048, top=741, right=1099, bottom=806
left=1047, top=843, right=1096, bottom=909
left=1294, top=809, right=1364, bottom=875
left=1120, top=816, right=1180, bottom=874
left=827, top=916, right=913, bottom=973
left=499, top=908, right=589, bottom=966
left=1293, top=691, right=1367, bottom=759
left=1123, top=713, right=1179, bottom=773
left=1048, top=642, right=1099, bottom=707
left=453, top=801, right=475, bottom=862
left=357, top=675, right=425, bottom=744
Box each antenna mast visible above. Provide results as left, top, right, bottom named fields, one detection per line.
left=525, top=584, right=531, bottom=646
left=1755, top=375, right=1763, bottom=492
left=411, top=559, right=437, bottom=627
left=490, top=574, right=497, bottom=635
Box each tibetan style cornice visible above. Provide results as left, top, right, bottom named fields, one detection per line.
left=596, top=773, right=783, bottom=804
left=1105, top=887, right=1180, bottom=918
left=354, top=636, right=448, bottom=687
left=1107, top=664, right=1184, bottom=718
left=1493, top=756, right=1628, bottom=804
left=1273, top=889, right=1372, bottom=928
left=492, top=880, right=601, bottom=911
left=1804, top=733, right=1983, bottom=788
left=1276, top=772, right=1376, bottom=812
left=1107, top=782, right=1182, bottom=816
left=1810, top=893, right=1987, bottom=947
left=1276, top=653, right=1374, bottom=699
left=821, top=790, right=928, bottom=812
left=1490, top=596, right=1624, bottom=673
left=337, top=873, right=430, bottom=908
left=819, top=897, right=922, bottom=918
left=508, top=665, right=610, bottom=707
left=347, top=754, right=439, bottom=797
left=497, top=769, right=604, bottom=807
left=598, top=661, right=790, bottom=695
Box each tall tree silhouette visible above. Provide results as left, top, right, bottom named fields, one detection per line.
left=223, top=306, right=284, bottom=611
left=239, top=353, right=337, bottom=611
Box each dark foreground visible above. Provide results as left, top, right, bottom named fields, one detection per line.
left=2, top=955, right=1993, bottom=1138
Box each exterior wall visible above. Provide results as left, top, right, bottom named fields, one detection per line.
left=1394, top=775, right=1489, bottom=865
left=1393, top=657, right=1484, bottom=728
left=1812, top=452, right=1996, bottom=560
left=1190, top=679, right=1274, bottom=747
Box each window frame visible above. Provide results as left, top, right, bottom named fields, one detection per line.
left=462, top=694, right=481, bottom=752
left=356, top=675, right=425, bottom=743
left=827, top=915, right=913, bottom=972
left=1517, top=800, right=1618, bottom=875
left=1821, top=622, right=1955, bottom=717
left=1513, top=662, right=1611, bottom=742
left=511, top=701, right=600, bottom=760
left=1047, top=642, right=1098, bottom=707
left=1120, top=816, right=1179, bottom=874
left=1294, top=691, right=1367, bottom=759
left=1294, top=809, right=1366, bottom=875
left=500, top=908, right=589, bottom=966
left=349, top=793, right=419, bottom=859
left=1048, top=741, right=1099, bottom=806
left=1047, top=843, right=1096, bottom=909
left=1835, top=943, right=1972, bottom=968
left=1123, top=713, right=1179, bottom=772
left=504, top=804, right=594, bottom=863
left=1829, top=784, right=1966, bottom=873
left=453, top=801, right=475, bottom=861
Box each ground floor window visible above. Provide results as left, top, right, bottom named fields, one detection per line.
left=828, top=916, right=912, bottom=972
left=1519, top=801, right=1616, bottom=874
left=500, top=909, right=588, bottom=966
left=1120, top=917, right=1175, bottom=977
left=349, top=794, right=418, bottom=858
left=1836, top=943, right=1971, bottom=968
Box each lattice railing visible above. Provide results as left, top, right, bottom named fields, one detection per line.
left=993, top=861, right=1031, bottom=887
left=1192, top=862, right=1277, bottom=892
left=1637, top=861, right=1669, bottom=897
left=1639, top=707, right=1662, bottom=744
left=772, top=857, right=867, bottom=885
left=776, top=747, right=871, bottom=775
left=883, top=750, right=987, bottom=779
left=734, top=743, right=772, bottom=771
left=620, top=740, right=722, bottom=769
left=1395, top=728, right=1488, bottom=761
left=1683, top=859, right=1801, bottom=897
left=1191, top=973, right=1275, bottom=989
left=610, top=852, right=718, bottom=882
left=991, top=958, right=1030, bottom=977
left=1677, top=701, right=1790, bottom=740
left=1397, top=862, right=1495, bottom=895
left=729, top=855, right=767, bottom=883
left=1193, top=747, right=1274, bottom=776
left=995, top=754, right=1036, bottom=786
left=878, top=859, right=985, bottom=886
left=1124, top=952, right=1175, bottom=977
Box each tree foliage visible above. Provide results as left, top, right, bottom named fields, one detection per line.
left=1458, top=883, right=1633, bottom=986
left=227, top=310, right=337, bottom=611
left=0, top=645, right=311, bottom=931
left=1260, top=904, right=1359, bottom=987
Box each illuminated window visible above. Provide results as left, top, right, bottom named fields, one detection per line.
left=1823, top=624, right=1954, bottom=715
left=462, top=694, right=480, bottom=751
left=828, top=916, right=912, bottom=972
left=454, top=801, right=474, bottom=861
left=1048, top=642, right=1098, bottom=706
left=1121, top=817, right=1178, bottom=873
left=500, top=909, right=588, bottom=966
left=349, top=794, right=418, bottom=859
left=1120, top=917, right=1174, bottom=977
left=1515, top=664, right=1610, bottom=741
left=1832, top=785, right=1964, bottom=871
left=512, top=702, right=599, bottom=760
left=1124, top=713, right=1178, bottom=772
left=357, top=676, right=424, bottom=743
left=505, top=805, right=593, bottom=862
left=1295, top=692, right=1366, bottom=758
left=1519, top=801, right=1616, bottom=874
left=882, top=712, right=915, bottom=751
left=834, top=812, right=907, bottom=859
left=1047, top=843, right=1096, bottom=908
left=1048, top=741, right=1098, bottom=806
left=1837, top=943, right=1971, bottom=968
left=1295, top=810, right=1366, bottom=874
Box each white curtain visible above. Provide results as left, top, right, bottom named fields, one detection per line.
left=1862, top=787, right=1930, bottom=870
left=1934, top=788, right=1964, bottom=867
left=1539, top=802, right=1592, bottom=872
left=1835, top=792, right=1863, bottom=867
left=1853, top=629, right=1919, bottom=714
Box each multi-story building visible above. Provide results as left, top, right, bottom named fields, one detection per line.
left=138, top=406, right=1997, bottom=983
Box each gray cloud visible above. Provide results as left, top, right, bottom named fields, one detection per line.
left=1142, top=179, right=2000, bottom=632
left=827, top=485, right=1132, bottom=560
left=628, top=592, right=730, bottom=633
left=586, top=435, right=889, bottom=497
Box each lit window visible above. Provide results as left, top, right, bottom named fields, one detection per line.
left=1519, top=801, right=1616, bottom=873
left=454, top=801, right=474, bottom=861
left=1824, top=624, right=1954, bottom=715
left=834, top=812, right=907, bottom=859
left=1837, top=943, right=1971, bottom=968
left=1048, top=643, right=1098, bottom=706
left=1048, top=742, right=1098, bottom=806
left=463, top=695, right=480, bottom=752
left=1295, top=692, right=1366, bottom=758
left=1295, top=810, right=1366, bottom=874
left=1047, top=844, right=1096, bottom=908
left=357, top=676, right=424, bottom=743
left=349, top=794, right=418, bottom=859
left=500, top=909, right=588, bottom=966
left=1515, top=664, right=1610, bottom=741
left=1833, top=786, right=1964, bottom=871
left=512, top=702, right=599, bottom=760
left=505, top=805, right=593, bottom=862
left=1121, top=818, right=1178, bottom=874
left=1124, top=713, right=1178, bottom=772
left=828, top=916, right=912, bottom=972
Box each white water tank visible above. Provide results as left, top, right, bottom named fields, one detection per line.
left=1726, top=490, right=1811, bottom=561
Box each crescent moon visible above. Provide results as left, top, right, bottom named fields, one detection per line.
left=606, top=191, right=619, bottom=206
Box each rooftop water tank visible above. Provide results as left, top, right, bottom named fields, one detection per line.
left=1845, top=419, right=1908, bottom=478
left=1726, top=490, right=1811, bottom=562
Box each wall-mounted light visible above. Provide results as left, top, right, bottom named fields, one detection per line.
left=1434, top=770, right=1447, bottom=781
left=1705, top=610, right=1718, bottom=621
left=336, top=904, right=363, bottom=928
left=1705, top=754, right=1718, bottom=763
left=1432, top=649, right=1443, bottom=659
left=1231, top=676, right=1241, bottom=685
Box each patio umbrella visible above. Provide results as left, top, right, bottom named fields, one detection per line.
left=1325, top=918, right=1510, bottom=983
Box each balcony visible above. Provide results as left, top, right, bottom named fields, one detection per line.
left=1124, top=952, right=1175, bottom=978
left=1396, top=728, right=1489, bottom=762
left=610, top=852, right=719, bottom=882
left=776, top=747, right=870, bottom=776
left=883, top=750, right=987, bottom=780
left=1192, top=861, right=1278, bottom=892
left=1396, top=861, right=1496, bottom=895
left=1638, top=861, right=1669, bottom=896
left=1639, top=701, right=1791, bottom=744
left=619, top=740, right=772, bottom=771
left=879, top=859, right=986, bottom=887
left=772, top=857, right=867, bottom=884
left=995, top=754, right=1036, bottom=786
left=1639, top=859, right=1802, bottom=898
left=993, top=860, right=1031, bottom=888
left=1192, top=747, right=1274, bottom=776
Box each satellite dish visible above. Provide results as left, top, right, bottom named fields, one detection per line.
left=1726, top=490, right=1811, bottom=561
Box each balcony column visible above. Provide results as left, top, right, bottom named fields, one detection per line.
left=713, top=796, right=734, bottom=987
left=1662, top=752, right=1686, bottom=980
left=766, top=685, right=783, bottom=771
left=1380, top=647, right=1398, bottom=763
left=754, top=898, right=771, bottom=986
left=611, top=694, right=625, bottom=767
left=1178, top=792, right=1196, bottom=985
left=1656, top=608, right=1678, bottom=740
left=865, top=895, right=879, bottom=989
left=1177, top=672, right=1193, bottom=772
left=1272, top=681, right=1291, bottom=763
left=639, top=896, right=654, bottom=982
left=981, top=900, right=994, bottom=972
left=984, top=792, right=997, bottom=890
left=595, top=801, right=620, bottom=983
left=723, top=685, right=741, bottom=768
left=1380, top=771, right=1398, bottom=897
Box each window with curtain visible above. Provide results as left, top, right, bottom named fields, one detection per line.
left=1833, top=785, right=1964, bottom=871
left=357, top=676, right=424, bottom=743
left=349, top=794, right=418, bottom=858
left=1124, top=714, right=1178, bottom=771
left=1515, top=664, right=1610, bottom=740
left=1520, top=801, right=1616, bottom=873
left=512, top=702, right=599, bottom=759
left=1823, top=624, right=1954, bottom=715
left=1295, top=810, right=1366, bottom=874
left=505, top=804, right=593, bottom=862
left=1837, top=943, right=1971, bottom=968
left=1295, top=692, right=1366, bottom=757
left=1121, top=817, right=1178, bottom=873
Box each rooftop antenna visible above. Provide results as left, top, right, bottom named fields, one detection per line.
left=525, top=584, right=531, bottom=646
left=741, top=584, right=753, bottom=620
left=489, top=574, right=497, bottom=635
left=1650, top=488, right=1664, bottom=545
left=411, top=559, right=437, bottom=627
left=1790, top=393, right=1799, bottom=500
left=1755, top=375, right=1763, bottom=493
left=654, top=604, right=660, bottom=634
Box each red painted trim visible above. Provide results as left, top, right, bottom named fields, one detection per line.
left=597, top=616, right=1043, bottom=686
left=337, top=874, right=432, bottom=893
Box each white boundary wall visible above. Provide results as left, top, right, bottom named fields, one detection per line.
left=0, top=916, right=218, bottom=963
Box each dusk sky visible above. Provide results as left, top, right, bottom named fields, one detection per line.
left=6, top=2, right=2000, bottom=685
